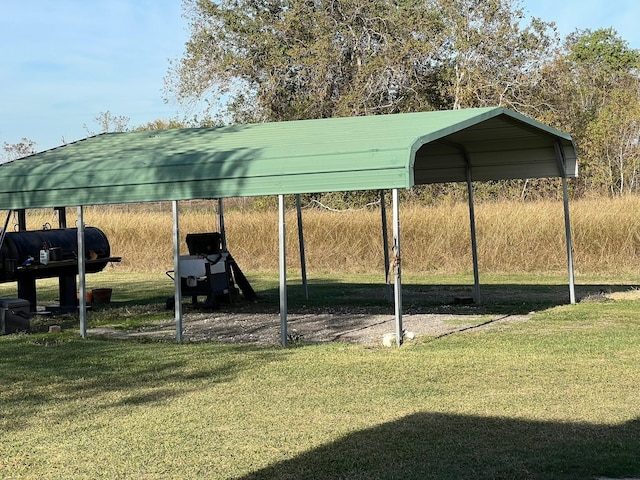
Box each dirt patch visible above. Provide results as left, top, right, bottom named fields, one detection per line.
left=78, top=283, right=640, bottom=345
left=89, top=310, right=532, bottom=346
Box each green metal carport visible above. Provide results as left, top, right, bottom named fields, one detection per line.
left=0, top=107, right=578, bottom=345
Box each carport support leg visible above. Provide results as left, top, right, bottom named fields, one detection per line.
left=218, top=198, right=227, bottom=251
left=562, top=177, right=576, bottom=304
left=77, top=206, right=87, bottom=339
left=279, top=195, right=288, bottom=346
left=380, top=190, right=393, bottom=302
left=466, top=165, right=481, bottom=304
left=392, top=189, right=403, bottom=346
left=172, top=201, right=184, bottom=343
left=554, top=142, right=576, bottom=305
left=296, top=194, right=308, bottom=300
left=17, top=210, right=26, bottom=231
left=56, top=207, right=76, bottom=308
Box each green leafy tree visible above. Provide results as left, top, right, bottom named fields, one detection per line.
left=166, top=0, right=447, bottom=123
left=533, top=28, right=640, bottom=196
left=434, top=0, right=557, bottom=110
left=568, top=27, right=639, bottom=72
left=135, top=118, right=188, bottom=131
left=582, top=85, right=640, bottom=195
left=165, top=0, right=554, bottom=122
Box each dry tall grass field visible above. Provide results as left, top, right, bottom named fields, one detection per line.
left=16, top=196, right=640, bottom=277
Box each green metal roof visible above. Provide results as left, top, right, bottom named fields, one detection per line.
left=0, top=107, right=577, bottom=209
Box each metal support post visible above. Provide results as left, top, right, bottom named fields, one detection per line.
left=217, top=198, right=227, bottom=251
left=77, top=206, right=87, bottom=339
left=554, top=142, right=576, bottom=304
left=172, top=201, right=184, bottom=342
left=561, top=177, right=576, bottom=304
left=279, top=195, right=288, bottom=346
left=17, top=210, right=26, bottom=231
left=380, top=190, right=393, bottom=302
left=466, top=163, right=481, bottom=304
left=55, top=207, right=67, bottom=228
left=392, top=189, right=403, bottom=346
left=296, top=195, right=308, bottom=300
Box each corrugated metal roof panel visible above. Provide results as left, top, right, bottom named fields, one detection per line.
left=0, top=107, right=577, bottom=209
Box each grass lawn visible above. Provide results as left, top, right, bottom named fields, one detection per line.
left=1, top=272, right=639, bottom=479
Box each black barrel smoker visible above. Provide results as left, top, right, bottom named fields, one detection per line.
left=0, top=227, right=119, bottom=315
left=167, top=232, right=256, bottom=309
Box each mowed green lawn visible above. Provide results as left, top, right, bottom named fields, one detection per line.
left=1, top=273, right=640, bottom=479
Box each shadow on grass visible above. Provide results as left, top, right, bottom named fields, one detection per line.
left=239, top=412, right=640, bottom=480
left=0, top=337, right=284, bottom=432
left=243, top=279, right=640, bottom=316
left=78, top=280, right=640, bottom=345
left=12, top=277, right=640, bottom=343
left=3, top=271, right=635, bottom=317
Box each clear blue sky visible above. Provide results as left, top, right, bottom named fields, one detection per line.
left=2, top=0, right=639, bottom=153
